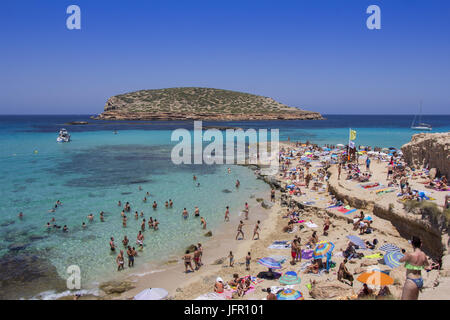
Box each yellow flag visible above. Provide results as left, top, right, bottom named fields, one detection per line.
left=350, top=129, right=357, bottom=141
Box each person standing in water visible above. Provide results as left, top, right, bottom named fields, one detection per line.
left=182, top=250, right=195, bottom=273
left=109, top=237, right=116, bottom=252
left=127, top=246, right=134, bottom=267
left=182, top=208, right=189, bottom=219
left=200, top=217, right=207, bottom=229
left=244, top=202, right=249, bottom=220
left=194, top=206, right=200, bottom=217
left=399, top=236, right=430, bottom=300
left=116, top=250, right=125, bottom=271
left=224, top=206, right=230, bottom=222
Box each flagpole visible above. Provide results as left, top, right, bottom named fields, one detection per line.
left=348, top=128, right=351, bottom=162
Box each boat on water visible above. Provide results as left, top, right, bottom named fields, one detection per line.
left=57, top=128, right=71, bottom=142
left=411, top=101, right=432, bottom=131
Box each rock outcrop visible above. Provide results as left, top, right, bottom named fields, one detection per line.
left=93, top=87, right=324, bottom=121
left=401, top=132, right=450, bottom=179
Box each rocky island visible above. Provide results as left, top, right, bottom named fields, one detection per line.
left=92, top=87, right=324, bottom=121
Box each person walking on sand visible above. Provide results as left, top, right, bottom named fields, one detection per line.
left=182, top=250, right=195, bottom=273
left=236, top=220, right=245, bottom=240
left=338, top=164, right=341, bottom=180
left=228, top=251, right=234, bottom=267
left=296, top=237, right=302, bottom=263
left=116, top=250, right=125, bottom=271
left=252, top=220, right=261, bottom=240
left=245, top=252, right=251, bottom=271
left=323, top=217, right=331, bottom=236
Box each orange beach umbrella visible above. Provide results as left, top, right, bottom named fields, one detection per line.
left=357, top=271, right=393, bottom=286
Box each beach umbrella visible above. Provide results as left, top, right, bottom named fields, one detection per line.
left=312, top=241, right=335, bottom=259
left=379, top=243, right=401, bottom=253
left=279, top=271, right=301, bottom=285
left=134, top=288, right=169, bottom=300
left=384, top=251, right=404, bottom=269
left=276, top=288, right=304, bottom=300
left=346, top=235, right=366, bottom=249
left=336, top=144, right=344, bottom=148
left=357, top=271, right=394, bottom=286
left=257, top=257, right=282, bottom=270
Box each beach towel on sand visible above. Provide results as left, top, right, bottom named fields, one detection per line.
left=364, top=253, right=384, bottom=259
left=305, top=222, right=318, bottom=228
left=268, top=241, right=291, bottom=250
left=301, top=249, right=314, bottom=260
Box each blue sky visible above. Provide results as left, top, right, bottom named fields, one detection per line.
left=0, top=0, right=449, bottom=114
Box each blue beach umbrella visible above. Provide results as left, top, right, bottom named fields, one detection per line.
left=384, top=251, right=404, bottom=269
left=279, top=271, right=301, bottom=285
left=277, top=288, right=304, bottom=300
left=312, top=241, right=335, bottom=259
left=379, top=244, right=401, bottom=253
left=257, top=257, right=282, bottom=270
left=346, top=235, right=366, bottom=249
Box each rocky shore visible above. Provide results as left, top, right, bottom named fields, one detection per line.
left=401, top=132, right=450, bottom=179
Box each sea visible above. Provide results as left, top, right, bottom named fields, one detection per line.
left=0, top=114, right=449, bottom=299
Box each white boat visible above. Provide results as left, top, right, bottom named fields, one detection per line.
left=411, top=101, right=432, bottom=131
left=57, top=128, right=71, bottom=142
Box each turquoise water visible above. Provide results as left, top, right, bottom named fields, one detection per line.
left=0, top=114, right=449, bottom=299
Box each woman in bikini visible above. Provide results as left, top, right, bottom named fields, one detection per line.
left=182, top=250, right=195, bottom=273
left=399, top=236, right=430, bottom=300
